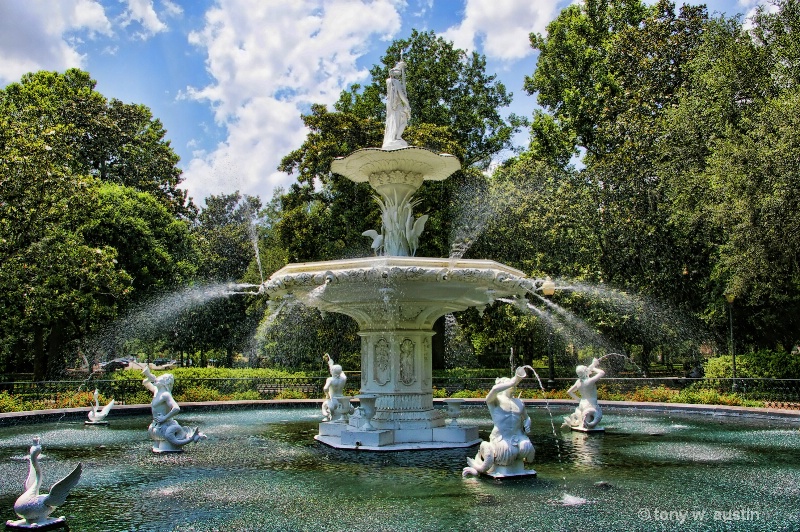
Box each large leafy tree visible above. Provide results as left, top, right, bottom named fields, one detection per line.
left=176, top=192, right=266, bottom=367
left=662, top=0, right=800, bottom=349
left=516, top=0, right=714, bottom=370
left=1, top=69, right=195, bottom=218
left=0, top=69, right=197, bottom=377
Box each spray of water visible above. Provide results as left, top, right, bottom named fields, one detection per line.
left=240, top=200, right=264, bottom=285
left=88, top=283, right=258, bottom=361
left=448, top=180, right=503, bottom=260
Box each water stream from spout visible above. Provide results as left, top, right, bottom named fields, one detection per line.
left=516, top=365, right=568, bottom=490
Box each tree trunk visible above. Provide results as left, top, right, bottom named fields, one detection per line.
left=32, top=328, right=47, bottom=381
left=46, top=325, right=65, bottom=379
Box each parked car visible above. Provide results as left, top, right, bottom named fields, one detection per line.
left=99, top=358, right=131, bottom=372
left=151, top=359, right=178, bottom=370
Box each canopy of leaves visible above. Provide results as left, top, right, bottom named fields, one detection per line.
left=0, top=68, right=195, bottom=218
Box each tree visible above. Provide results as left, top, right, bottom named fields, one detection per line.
left=275, top=30, right=524, bottom=263
left=173, top=191, right=268, bottom=367
left=0, top=69, right=195, bottom=218
left=661, top=0, right=800, bottom=349
left=0, top=69, right=197, bottom=377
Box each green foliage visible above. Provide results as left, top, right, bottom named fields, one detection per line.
left=433, top=368, right=511, bottom=379
left=432, top=387, right=448, bottom=398
left=256, top=304, right=360, bottom=372
left=0, top=391, right=25, bottom=413
left=273, top=389, right=308, bottom=400
left=175, top=386, right=222, bottom=402
left=0, top=69, right=194, bottom=218
left=230, top=390, right=261, bottom=401
left=449, top=389, right=488, bottom=399
left=0, top=69, right=197, bottom=378
left=111, top=367, right=310, bottom=381
left=704, top=350, right=800, bottom=379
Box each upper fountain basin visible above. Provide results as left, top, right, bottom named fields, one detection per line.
left=264, top=256, right=530, bottom=329
left=330, top=147, right=460, bottom=198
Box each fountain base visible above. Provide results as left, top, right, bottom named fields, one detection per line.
left=316, top=421, right=480, bottom=451
left=570, top=426, right=605, bottom=433
left=482, top=469, right=538, bottom=479
left=5, top=517, right=67, bottom=530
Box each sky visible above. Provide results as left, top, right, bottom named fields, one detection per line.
left=0, top=0, right=767, bottom=207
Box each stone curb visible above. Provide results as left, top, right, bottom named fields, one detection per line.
left=0, top=398, right=796, bottom=426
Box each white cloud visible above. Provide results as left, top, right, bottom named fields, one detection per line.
left=162, top=0, right=184, bottom=18
left=119, top=0, right=169, bottom=39
left=441, top=0, right=563, bottom=61
left=0, top=0, right=112, bottom=84
left=182, top=0, right=402, bottom=203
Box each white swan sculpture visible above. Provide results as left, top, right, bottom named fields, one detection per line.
left=6, top=437, right=82, bottom=529
left=86, top=388, right=115, bottom=424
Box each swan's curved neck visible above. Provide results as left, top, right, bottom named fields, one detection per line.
left=24, top=452, right=42, bottom=495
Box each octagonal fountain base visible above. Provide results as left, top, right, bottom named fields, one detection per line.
left=315, top=420, right=480, bottom=451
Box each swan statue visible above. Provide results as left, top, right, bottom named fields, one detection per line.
left=404, top=213, right=428, bottom=256
left=6, top=437, right=82, bottom=529
left=86, top=388, right=115, bottom=424
left=362, top=229, right=384, bottom=256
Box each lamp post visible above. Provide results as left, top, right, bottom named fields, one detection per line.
left=541, top=277, right=556, bottom=388
left=725, top=293, right=737, bottom=392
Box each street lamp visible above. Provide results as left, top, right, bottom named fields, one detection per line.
left=725, top=293, right=737, bottom=391
left=541, top=277, right=556, bottom=388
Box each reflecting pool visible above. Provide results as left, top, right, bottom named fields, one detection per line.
left=0, top=406, right=797, bottom=531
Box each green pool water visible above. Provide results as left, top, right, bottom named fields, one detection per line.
left=0, top=406, right=797, bottom=531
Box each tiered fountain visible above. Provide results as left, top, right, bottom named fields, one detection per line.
left=264, top=60, right=551, bottom=450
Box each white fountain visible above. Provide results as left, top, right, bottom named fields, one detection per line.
left=264, top=60, right=551, bottom=450
left=85, top=388, right=115, bottom=425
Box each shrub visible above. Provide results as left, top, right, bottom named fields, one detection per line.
left=176, top=387, right=222, bottom=402
left=704, top=349, right=800, bottom=379
left=230, top=390, right=262, bottom=401
left=273, top=389, right=308, bottom=400
left=519, top=388, right=570, bottom=400
left=55, top=390, right=96, bottom=409
left=124, top=391, right=153, bottom=405
left=0, top=391, right=25, bottom=412
left=450, top=389, right=487, bottom=399
left=432, top=387, right=448, bottom=398
left=629, top=385, right=677, bottom=403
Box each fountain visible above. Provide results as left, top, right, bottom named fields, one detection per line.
left=141, top=366, right=206, bottom=453
left=0, top=406, right=797, bottom=530
left=264, top=60, right=549, bottom=450
left=84, top=389, right=115, bottom=426
left=5, top=437, right=81, bottom=530
left=563, top=358, right=606, bottom=432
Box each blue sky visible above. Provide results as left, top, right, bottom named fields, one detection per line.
left=0, top=0, right=764, bottom=206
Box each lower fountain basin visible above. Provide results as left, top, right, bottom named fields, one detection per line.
left=264, top=257, right=530, bottom=329
left=0, top=405, right=797, bottom=530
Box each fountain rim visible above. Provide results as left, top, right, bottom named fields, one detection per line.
left=266, top=256, right=527, bottom=279
left=1, top=399, right=796, bottom=427
left=330, top=146, right=461, bottom=183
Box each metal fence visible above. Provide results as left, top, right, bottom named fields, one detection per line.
left=1, top=376, right=799, bottom=410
